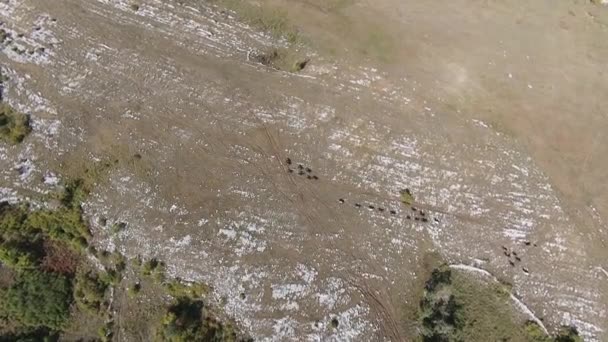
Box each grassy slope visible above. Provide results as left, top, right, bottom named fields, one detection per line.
left=450, top=271, right=531, bottom=342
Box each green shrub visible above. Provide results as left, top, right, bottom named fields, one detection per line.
left=554, top=326, right=583, bottom=342
left=73, top=270, right=108, bottom=313
left=128, top=282, right=141, bottom=297
left=0, top=244, right=40, bottom=269
left=98, top=323, right=113, bottom=342
left=99, top=268, right=121, bottom=286
left=0, top=104, right=31, bottom=144
left=157, top=297, right=239, bottom=342
left=418, top=265, right=464, bottom=341
left=0, top=328, right=59, bottom=342
left=0, top=203, right=45, bottom=268
left=142, top=257, right=165, bottom=281
left=27, top=207, right=90, bottom=250
left=0, top=270, right=72, bottom=330
left=60, top=178, right=89, bottom=209
left=113, top=252, right=127, bottom=272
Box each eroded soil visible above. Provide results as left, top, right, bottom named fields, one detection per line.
left=0, top=0, right=607, bottom=340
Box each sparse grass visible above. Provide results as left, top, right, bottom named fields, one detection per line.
left=358, top=26, right=395, bottom=63
left=213, top=0, right=301, bottom=44
left=252, top=48, right=309, bottom=72
left=58, top=160, right=115, bottom=208
left=211, top=0, right=311, bottom=72
left=0, top=103, right=31, bottom=144
left=165, top=278, right=209, bottom=299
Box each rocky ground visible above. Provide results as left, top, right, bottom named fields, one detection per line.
left=0, top=0, right=607, bottom=341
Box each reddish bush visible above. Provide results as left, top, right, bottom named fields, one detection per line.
left=41, top=240, right=81, bottom=275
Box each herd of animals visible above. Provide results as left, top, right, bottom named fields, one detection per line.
left=284, top=157, right=535, bottom=274
left=284, top=157, right=437, bottom=221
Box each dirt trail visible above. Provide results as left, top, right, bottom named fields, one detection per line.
left=0, top=0, right=607, bottom=340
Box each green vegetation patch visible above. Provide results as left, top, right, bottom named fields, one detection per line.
left=0, top=164, right=245, bottom=340
left=157, top=297, right=246, bottom=342
left=418, top=265, right=584, bottom=342
left=0, top=270, right=72, bottom=331
left=0, top=201, right=90, bottom=270
left=0, top=103, right=31, bottom=144
left=0, top=176, right=101, bottom=339
left=59, top=161, right=115, bottom=208
left=165, top=278, right=210, bottom=299
left=400, top=188, right=415, bottom=205
left=73, top=270, right=109, bottom=313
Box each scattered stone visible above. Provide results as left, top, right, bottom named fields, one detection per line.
left=298, top=164, right=304, bottom=170
left=338, top=198, right=345, bottom=204
left=330, top=318, right=339, bottom=329
left=306, top=167, right=312, bottom=173
left=312, top=175, right=318, bottom=180
left=421, top=217, right=428, bottom=222
left=354, top=203, right=361, bottom=208
left=522, top=267, right=530, bottom=274
left=509, top=260, right=515, bottom=267
left=389, top=210, right=396, bottom=215
left=515, top=256, right=521, bottom=262
left=378, top=208, right=385, bottom=212
left=298, top=170, right=305, bottom=175
left=288, top=169, right=293, bottom=173
left=368, top=205, right=375, bottom=210
left=285, top=157, right=291, bottom=165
